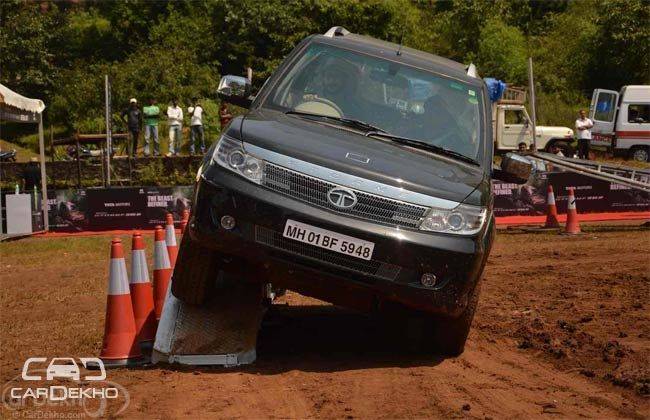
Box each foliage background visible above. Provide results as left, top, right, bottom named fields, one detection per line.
left=1, top=0, right=649, bottom=150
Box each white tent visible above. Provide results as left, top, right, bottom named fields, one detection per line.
left=0, top=84, right=46, bottom=114
left=0, top=83, right=49, bottom=231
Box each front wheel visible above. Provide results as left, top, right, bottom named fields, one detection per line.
left=378, top=282, right=482, bottom=357
left=421, top=282, right=482, bottom=356
left=545, top=140, right=574, bottom=158
left=630, top=147, right=650, bottom=163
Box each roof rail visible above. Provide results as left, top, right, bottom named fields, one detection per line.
left=324, top=26, right=350, bottom=38
left=466, top=63, right=478, bottom=78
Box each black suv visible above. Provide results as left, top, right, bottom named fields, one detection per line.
left=173, top=27, right=527, bottom=355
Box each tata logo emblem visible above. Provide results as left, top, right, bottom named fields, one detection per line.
left=327, top=187, right=357, bottom=209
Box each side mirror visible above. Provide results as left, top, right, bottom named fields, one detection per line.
left=492, top=153, right=533, bottom=184
left=217, top=75, right=253, bottom=108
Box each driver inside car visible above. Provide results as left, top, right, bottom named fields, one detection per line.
left=299, top=56, right=365, bottom=119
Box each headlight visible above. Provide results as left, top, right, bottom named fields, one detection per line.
left=212, top=135, right=264, bottom=184
left=419, top=204, right=487, bottom=235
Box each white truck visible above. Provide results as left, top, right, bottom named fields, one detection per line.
left=589, top=85, right=650, bottom=162
left=492, top=86, right=575, bottom=154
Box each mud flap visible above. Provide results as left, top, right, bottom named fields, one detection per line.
left=152, top=279, right=266, bottom=367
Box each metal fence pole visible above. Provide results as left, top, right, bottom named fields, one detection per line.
left=528, top=57, right=538, bottom=151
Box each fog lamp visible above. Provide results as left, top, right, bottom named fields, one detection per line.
left=220, top=215, right=236, bottom=230
left=420, top=273, right=437, bottom=288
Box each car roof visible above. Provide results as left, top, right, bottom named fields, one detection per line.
left=311, top=28, right=482, bottom=87
left=621, top=85, right=650, bottom=102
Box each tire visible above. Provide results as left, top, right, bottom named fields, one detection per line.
left=545, top=140, right=574, bottom=158
left=171, top=233, right=220, bottom=305
left=421, top=282, right=482, bottom=356
left=630, top=147, right=650, bottom=163
left=377, top=282, right=482, bottom=357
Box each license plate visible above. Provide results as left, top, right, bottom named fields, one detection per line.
left=283, top=220, right=375, bottom=260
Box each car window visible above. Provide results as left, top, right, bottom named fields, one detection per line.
left=628, top=104, right=650, bottom=123
left=265, top=42, right=483, bottom=160
left=594, top=92, right=617, bottom=122
left=505, top=110, right=526, bottom=125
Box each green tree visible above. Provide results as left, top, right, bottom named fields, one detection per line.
left=2, top=0, right=649, bottom=136
left=477, top=19, right=528, bottom=84
left=0, top=1, right=63, bottom=99
left=587, top=0, right=650, bottom=89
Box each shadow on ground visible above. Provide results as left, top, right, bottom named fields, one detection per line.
left=247, top=304, right=447, bottom=373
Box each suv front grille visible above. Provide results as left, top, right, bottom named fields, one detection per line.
left=262, top=163, right=428, bottom=228
left=254, top=225, right=401, bottom=281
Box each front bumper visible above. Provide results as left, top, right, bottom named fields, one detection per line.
left=188, top=164, right=494, bottom=316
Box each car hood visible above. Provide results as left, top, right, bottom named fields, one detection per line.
left=536, top=126, right=574, bottom=136
left=239, top=109, right=487, bottom=205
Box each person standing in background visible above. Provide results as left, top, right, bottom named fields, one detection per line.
left=219, top=103, right=233, bottom=130
left=167, top=98, right=183, bottom=157
left=187, top=98, right=206, bottom=155
left=121, top=98, right=142, bottom=156
left=575, top=109, right=594, bottom=160
left=143, top=99, right=161, bottom=157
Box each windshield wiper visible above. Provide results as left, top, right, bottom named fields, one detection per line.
left=285, top=110, right=386, bottom=134
left=365, top=130, right=480, bottom=166
left=286, top=110, right=479, bottom=166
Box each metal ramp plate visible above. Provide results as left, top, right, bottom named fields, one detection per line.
left=152, top=281, right=266, bottom=367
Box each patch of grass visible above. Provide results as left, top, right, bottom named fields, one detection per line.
left=136, top=159, right=198, bottom=186
left=1, top=125, right=69, bottom=156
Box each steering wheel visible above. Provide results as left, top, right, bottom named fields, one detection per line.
left=294, top=97, right=343, bottom=118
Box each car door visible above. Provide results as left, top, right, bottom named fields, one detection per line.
left=589, top=89, right=619, bottom=147
left=501, top=108, right=530, bottom=149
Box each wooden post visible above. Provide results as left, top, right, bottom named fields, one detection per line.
left=49, top=124, right=54, bottom=162
left=75, top=133, right=82, bottom=188
left=38, top=113, right=49, bottom=231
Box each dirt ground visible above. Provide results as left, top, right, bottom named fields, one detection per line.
left=1, top=227, right=649, bottom=419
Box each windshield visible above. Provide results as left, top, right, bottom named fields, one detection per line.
left=264, top=42, right=484, bottom=161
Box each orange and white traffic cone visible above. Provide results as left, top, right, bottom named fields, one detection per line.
left=129, top=231, right=156, bottom=349
left=153, top=226, right=172, bottom=320
left=165, top=213, right=178, bottom=268
left=564, top=187, right=581, bottom=234
left=99, top=238, right=143, bottom=367
left=544, top=185, right=561, bottom=228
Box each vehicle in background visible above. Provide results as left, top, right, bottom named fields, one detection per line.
left=589, top=85, right=650, bottom=162
left=0, top=148, right=17, bottom=162
left=492, top=86, right=574, bottom=155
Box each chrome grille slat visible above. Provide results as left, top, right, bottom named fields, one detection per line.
left=254, top=226, right=401, bottom=281
left=262, top=163, right=428, bottom=228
